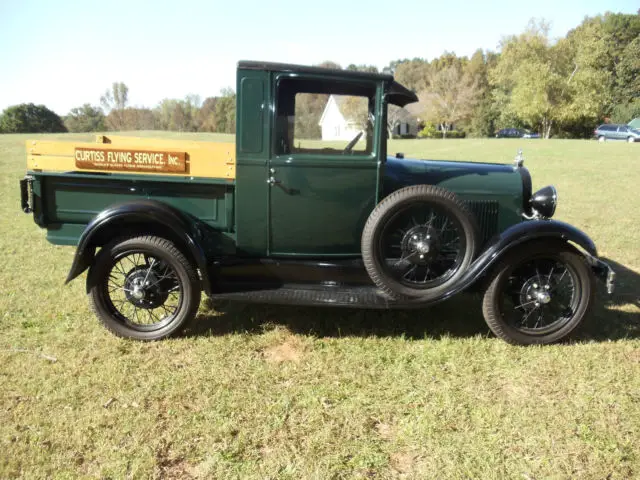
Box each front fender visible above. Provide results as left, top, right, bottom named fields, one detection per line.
left=65, top=200, right=211, bottom=294
left=438, top=219, right=598, bottom=300
left=479, top=219, right=597, bottom=260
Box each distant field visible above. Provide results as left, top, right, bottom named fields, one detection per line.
left=1, top=132, right=638, bottom=479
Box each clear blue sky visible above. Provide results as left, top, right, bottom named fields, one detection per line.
left=0, top=0, right=637, bottom=115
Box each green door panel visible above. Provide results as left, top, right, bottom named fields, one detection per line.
left=268, top=157, right=378, bottom=255
left=266, top=75, right=385, bottom=256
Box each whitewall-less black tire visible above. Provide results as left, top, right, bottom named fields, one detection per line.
left=88, top=236, right=201, bottom=340
left=361, top=185, right=479, bottom=300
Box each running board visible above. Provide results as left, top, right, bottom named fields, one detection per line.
left=208, top=284, right=428, bottom=309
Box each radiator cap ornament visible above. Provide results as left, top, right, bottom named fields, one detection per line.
left=514, top=149, right=524, bottom=168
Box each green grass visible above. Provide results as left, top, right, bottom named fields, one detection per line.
left=1, top=132, right=639, bottom=479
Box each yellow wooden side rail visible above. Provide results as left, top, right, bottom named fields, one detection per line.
left=26, top=135, right=236, bottom=180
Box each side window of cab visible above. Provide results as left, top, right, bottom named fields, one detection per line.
left=274, top=76, right=377, bottom=156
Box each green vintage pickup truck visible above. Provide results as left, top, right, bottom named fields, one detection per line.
left=20, top=61, right=615, bottom=345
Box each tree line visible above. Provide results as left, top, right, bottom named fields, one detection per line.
left=389, top=12, right=639, bottom=138
left=0, top=84, right=237, bottom=135
left=0, top=11, right=637, bottom=138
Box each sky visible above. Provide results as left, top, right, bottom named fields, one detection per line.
left=0, top=0, right=637, bottom=115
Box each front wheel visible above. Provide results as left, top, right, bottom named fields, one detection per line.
left=481, top=242, right=594, bottom=345
left=628, top=137, right=636, bottom=143
left=88, top=236, right=201, bottom=340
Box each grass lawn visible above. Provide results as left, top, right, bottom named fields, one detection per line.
left=1, top=132, right=639, bottom=479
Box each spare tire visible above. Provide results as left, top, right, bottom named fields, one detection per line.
left=361, top=185, right=479, bottom=299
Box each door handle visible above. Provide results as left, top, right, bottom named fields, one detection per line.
left=267, top=176, right=299, bottom=195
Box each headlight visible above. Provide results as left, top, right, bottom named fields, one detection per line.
left=530, top=185, right=557, bottom=218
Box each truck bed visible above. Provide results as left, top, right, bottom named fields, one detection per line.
left=24, top=135, right=237, bottom=246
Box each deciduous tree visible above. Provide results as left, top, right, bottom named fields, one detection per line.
left=100, top=82, right=129, bottom=130
left=213, top=88, right=236, bottom=134
left=64, top=104, right=105, bottom=132
left=198, top=97, right=218, bottom=132
left=0, top=103, right=67, bottom=133
left=421, top=64, right=479, bottom=137
left=490, top=20, right=609, bottom=138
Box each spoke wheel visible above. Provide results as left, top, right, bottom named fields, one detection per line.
left=482, top=242, right=594, bottom=345
left=362, top=185, right=478, bottom=299
left=89, top=236, right=201, bottom=340
left=379, top=203, right=466, bottom=290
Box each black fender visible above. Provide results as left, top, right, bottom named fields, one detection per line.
left=65, top=200, right=212, bottom=294
left=434, top=219, right=598, bottom=302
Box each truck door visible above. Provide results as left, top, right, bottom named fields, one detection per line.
left=268, top=75, right=383, bottom=256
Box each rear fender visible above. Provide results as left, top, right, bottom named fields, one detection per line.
left=66, top=200, right=212, bottom=294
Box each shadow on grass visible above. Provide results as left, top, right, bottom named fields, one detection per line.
left=190, top=294, right=489, bottom=341
left=188, top=257, right=640, bottom=342
left=573, top=257, right=640, bottom=342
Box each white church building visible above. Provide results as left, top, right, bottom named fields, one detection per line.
left=318, top=94, right=420, bottom=141
left=318, top=95, right=365, bottom=141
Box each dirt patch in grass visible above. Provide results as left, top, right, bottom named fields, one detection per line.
left=390, top=451, right=419, bottom=474
left=374, top=421, right=396, bottom=441
left=159, top=459, right=196, bottom=480
left=262, top=336, right=305, bottom=363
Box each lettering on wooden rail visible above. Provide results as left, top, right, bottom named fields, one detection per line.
left=75, top=148, right=187, bottom=173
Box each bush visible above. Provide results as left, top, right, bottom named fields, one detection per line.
left=418, top=122, right=466, bottom=139
left=417, top=122, right=437, bottom=138
left=391, top=133, right=417, bottom=139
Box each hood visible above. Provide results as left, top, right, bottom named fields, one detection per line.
left=383, top=155, right=524, bottom=197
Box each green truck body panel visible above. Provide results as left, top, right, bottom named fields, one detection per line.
left=30, top=172, right=234, bottom=249
left=235, top=68, right=270, bottom=255
left=382, top=156, right=524, bottom=235
left=26, top=62, right=526, bottom=263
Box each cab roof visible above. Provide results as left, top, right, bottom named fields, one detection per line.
left=238, top=60, right=418, bottom=107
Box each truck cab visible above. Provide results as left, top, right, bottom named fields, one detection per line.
left=234, top=61, right=417, bottom=257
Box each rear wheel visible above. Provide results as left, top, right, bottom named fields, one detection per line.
left=362, top=185, right=478, bottom=299
left=88, top=236, right=201, bottom=340
left=482, top=242, right=594, bottom=345
left=598, top=136, right=606, bottom=142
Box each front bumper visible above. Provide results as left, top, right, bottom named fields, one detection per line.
left=587, top=255, right=616, bottom=294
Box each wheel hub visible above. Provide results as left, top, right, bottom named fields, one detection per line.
left=520, top=278, right=552, bottom=308
left=401, top=226, right=441, bottom=265
left=124, top=267, right=168, bottom=309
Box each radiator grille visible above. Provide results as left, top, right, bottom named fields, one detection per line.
left=466, top=200, right=500, bottom=245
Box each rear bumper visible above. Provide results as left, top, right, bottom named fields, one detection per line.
left=586, top=255, right=616, bottom=294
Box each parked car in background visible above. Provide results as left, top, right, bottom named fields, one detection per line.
left=594, top=124, right=640, bottom=142
left=495, top=128, right=541, bottom=139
